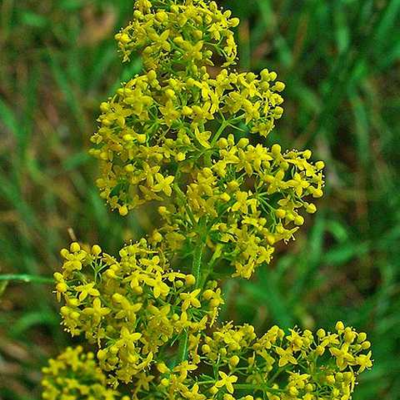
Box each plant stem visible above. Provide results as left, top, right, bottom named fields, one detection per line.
left=210, top=119, right=229, bottom=147
left=199, top=243, right=222, bottom=288
left=196, top=381, right=282, bottom=394
left=234, top=384, right=282, bottom=393
left=193, top=238, right=205, bottom=289
left=0, top=274, right=54, bottom=284
left=176, top=234, right=205, bottom=364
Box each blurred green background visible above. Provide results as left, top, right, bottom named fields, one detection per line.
left=0, top=0, right=399, bottom=399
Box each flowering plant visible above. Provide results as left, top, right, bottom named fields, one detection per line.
left=42, top=1, right=372, bottom=399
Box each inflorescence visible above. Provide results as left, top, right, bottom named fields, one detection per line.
left=42, top=0, right=372, bottom=399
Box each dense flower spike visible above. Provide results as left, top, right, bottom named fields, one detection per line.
left=44, top=0, right=372, bottom=398
left=41, top=346, right=125, bottom=400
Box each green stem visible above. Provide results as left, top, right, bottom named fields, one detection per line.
left=176, top=234, right=205, bottom=364
left=197, top=381, right=282, bottom=394
left=210, top=119, right=229, bottom=147
left=267, top=367, right=285, bottom=384
left=199, top=243, right=222, bottom=287
left=193, top=238, right=204, bottom=289
left=234, top=384, right=282, bottom=394
left=0, top=274, right=54, bottom=284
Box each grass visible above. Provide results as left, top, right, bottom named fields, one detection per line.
left=0, top=0, right=399, bottom=399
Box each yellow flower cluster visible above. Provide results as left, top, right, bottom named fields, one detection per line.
left=174, top=142, right=323, bottom=278
left=54, top=241, right=223, bottom=385
left=128, top=322, right=372, bottom=400
left=90, top=68, right=286, bottom=216
left=43, top=0, right=373, bottom=399
left=89, top=0, right=324, bottom=279
left=115, top=0, right=239, bottom=70
left=41, top=346, right=125, bottom=400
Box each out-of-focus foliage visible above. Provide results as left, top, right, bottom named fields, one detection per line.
left=0, top=0, right=399, bottom=399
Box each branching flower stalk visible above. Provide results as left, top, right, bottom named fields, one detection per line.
left=42, top=1, right=373, bottom=399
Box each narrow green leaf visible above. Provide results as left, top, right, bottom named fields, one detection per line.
left=0, top=274, right=54, bottom=284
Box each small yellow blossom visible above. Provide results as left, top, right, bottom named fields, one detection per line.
left=215, top=371, right=238, bottom=394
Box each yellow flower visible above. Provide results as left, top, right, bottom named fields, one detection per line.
left=275, top=347, right=298, bottom=367
left=152, top=173, right=175, bottom=196
left=83, top=298, right=110, bottom=324
left=215, top=371, right=238, bottom=394
left=356, top=351, right=373, bottom=372
left=182, top=383, right=206, bottom=400
left=75, top=282, right=100, bottom=302
left=143, top=273, right=170, bottom=298
left=231, top=191, right=249, bottom=213
left=115, top=326, right=142, bottom=351
left=180, top=289, right=202, bottom=311
left=195, top=128, right=212, bottom=148
left=173, top=360, right=198, bottom=380
left=330, top=344, right=356, bottom=370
